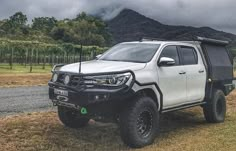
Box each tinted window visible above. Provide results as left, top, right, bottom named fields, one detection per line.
left=180, top=46, right=198, bottom=65
left=202, top=44, right=232, bottom=80
left=160, top=46, right=180, bottom=65
left=204, top=45, right=231, bottom=66
left=99, top=43, right=160, bottom=63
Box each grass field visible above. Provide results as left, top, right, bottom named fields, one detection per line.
left=0, top=64, right=52, bottom=87
left=0, top=64, right=52, bottom=74
left=0, top=90, right=235, bottom=151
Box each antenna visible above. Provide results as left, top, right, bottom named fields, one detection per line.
left=79, top=44, right=82, bottom=74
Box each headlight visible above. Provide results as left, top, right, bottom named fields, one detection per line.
left=52, top=73, right=58, bottom=82
left=64, top=75, right=70, bottom=85
left=85, top=72, right=132, bottom=87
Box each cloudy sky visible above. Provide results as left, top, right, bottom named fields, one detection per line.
left=0, top=0, right=235, bottom=34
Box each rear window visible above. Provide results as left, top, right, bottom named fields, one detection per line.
left=180, top=46, right=198, bottom=65
left=205, top=45, right=231, bottom=66
left=201, top=43, right=233, bottom=80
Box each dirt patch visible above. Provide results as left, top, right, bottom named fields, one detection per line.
left=0, top=74, right=51, bottom=87
left=226, top=89, right=236, bottom=113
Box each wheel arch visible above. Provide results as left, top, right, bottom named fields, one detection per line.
left=211, top=81, right=231, bottom=96
left=135, top=88, right=161, bottom=111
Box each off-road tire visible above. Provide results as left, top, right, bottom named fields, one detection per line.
left=58, top=106, right=90, bottom=128
left=119, top=96, right=159, bottom=148
left=203, top=89, right=226, bottom=123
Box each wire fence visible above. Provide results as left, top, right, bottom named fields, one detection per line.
left=0, top=39, right=108, bottom=72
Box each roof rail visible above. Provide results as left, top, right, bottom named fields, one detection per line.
left=140, top=37, right=166, bottom=42
left=197, top=36, right=229, bottom=45
left=139, top=36, right=229, bottom=46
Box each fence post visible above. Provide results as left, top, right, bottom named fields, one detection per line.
left=37, top=49, right=39, bottom=65
left=25, top=48, right=28, bottom=67
left=0, top=48, right=2, bottom=63
left=9, top=46, right=13, bottom=70
left=42, top=50, right=46, bottom=69
left=30, top=48, right=33, bottom=73
left=51, top=52, right=54, bottom=67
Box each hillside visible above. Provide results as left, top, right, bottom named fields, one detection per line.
left=107, top=9, right=236, bottom=47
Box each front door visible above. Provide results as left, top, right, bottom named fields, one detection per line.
left=158, top=45, right=187, bottom=108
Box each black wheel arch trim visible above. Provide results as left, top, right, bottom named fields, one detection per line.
left=135, top=81, right=163, bottom=112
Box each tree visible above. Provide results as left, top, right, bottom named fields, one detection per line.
left=32, top=17, right=57, bottom=33
left=9, top=12, right=27, bottom=28
left=50, top=12, right=111, bottom=46
left=72, top=19, right=104, bottom=45
left=74, top=12, right=112, bottom=46
left=62, top=43, right=74, bottom=63
left=2, top=12, right=28, bottom=34
left=50, top=20, right=74, bottom=42
left=0, top=20, right=6, bottom=34
left=0, top=20, right=4, bottom=28
left=75, top=12, right=88, bottom=21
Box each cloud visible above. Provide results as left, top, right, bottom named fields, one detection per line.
left=0, top=0, right=235, bottom=34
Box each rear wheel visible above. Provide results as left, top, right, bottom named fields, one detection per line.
left=119, top=96, right=159, bottom=148
left=203, top=89, right=226, bottom=123
left=58, top=106, right=90, bottom=128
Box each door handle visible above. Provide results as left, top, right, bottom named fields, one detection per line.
left=199, top=70, right=204, bottom=73
left=179, top=71, right=186, bottom=75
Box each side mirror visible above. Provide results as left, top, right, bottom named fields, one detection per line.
left=96, top=54, right=102, bottom=59
left=158, top=57, right=175, bottom=66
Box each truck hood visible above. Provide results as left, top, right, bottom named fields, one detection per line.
left=60, top=60, right=146, bottom=74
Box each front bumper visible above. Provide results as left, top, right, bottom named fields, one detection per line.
left=48, top=71, right=136, bottom=108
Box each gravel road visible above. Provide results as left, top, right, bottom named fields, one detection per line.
left=0, top=86, right=54, bottom=116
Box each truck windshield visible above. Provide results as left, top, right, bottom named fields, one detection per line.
left=99, top=43, right=160, bottom=63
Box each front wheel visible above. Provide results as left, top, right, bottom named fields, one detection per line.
left=203, top=89, right=226, bottom=123
left=58, top=106, right=90, bottom=128
left=119, top=96, right=159, bottom=148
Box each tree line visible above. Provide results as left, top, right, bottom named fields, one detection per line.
left=0, top=12, right=112, bottom=46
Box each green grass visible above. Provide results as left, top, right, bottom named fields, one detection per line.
left=0, top=64, right=52, bottom=74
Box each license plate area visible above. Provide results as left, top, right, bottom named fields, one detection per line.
left=54, top=89, right=68, bottom=97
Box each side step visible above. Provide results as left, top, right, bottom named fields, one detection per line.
left=161, top=102, right=206, bottom=113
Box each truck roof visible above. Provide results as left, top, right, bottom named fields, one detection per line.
left=122, top=41, right=201, bottom=46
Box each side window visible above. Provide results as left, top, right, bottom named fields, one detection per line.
left=160, top=46, right=180, bottom=65
left=180, top=46, right=198, bottom=65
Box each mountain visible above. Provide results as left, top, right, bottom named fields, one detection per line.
left=107, top=9, right=236, bottom=47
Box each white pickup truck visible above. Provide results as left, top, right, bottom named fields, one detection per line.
left=48, top=37, right=235, bottom=148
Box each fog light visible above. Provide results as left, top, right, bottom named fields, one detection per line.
left=52, top=73, right=58, bottom=82
left=64, top=75, right=70, bottom=85
left=104, top=95, right=108, bottom=99
left=95, top=95, right=99, bottom=100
